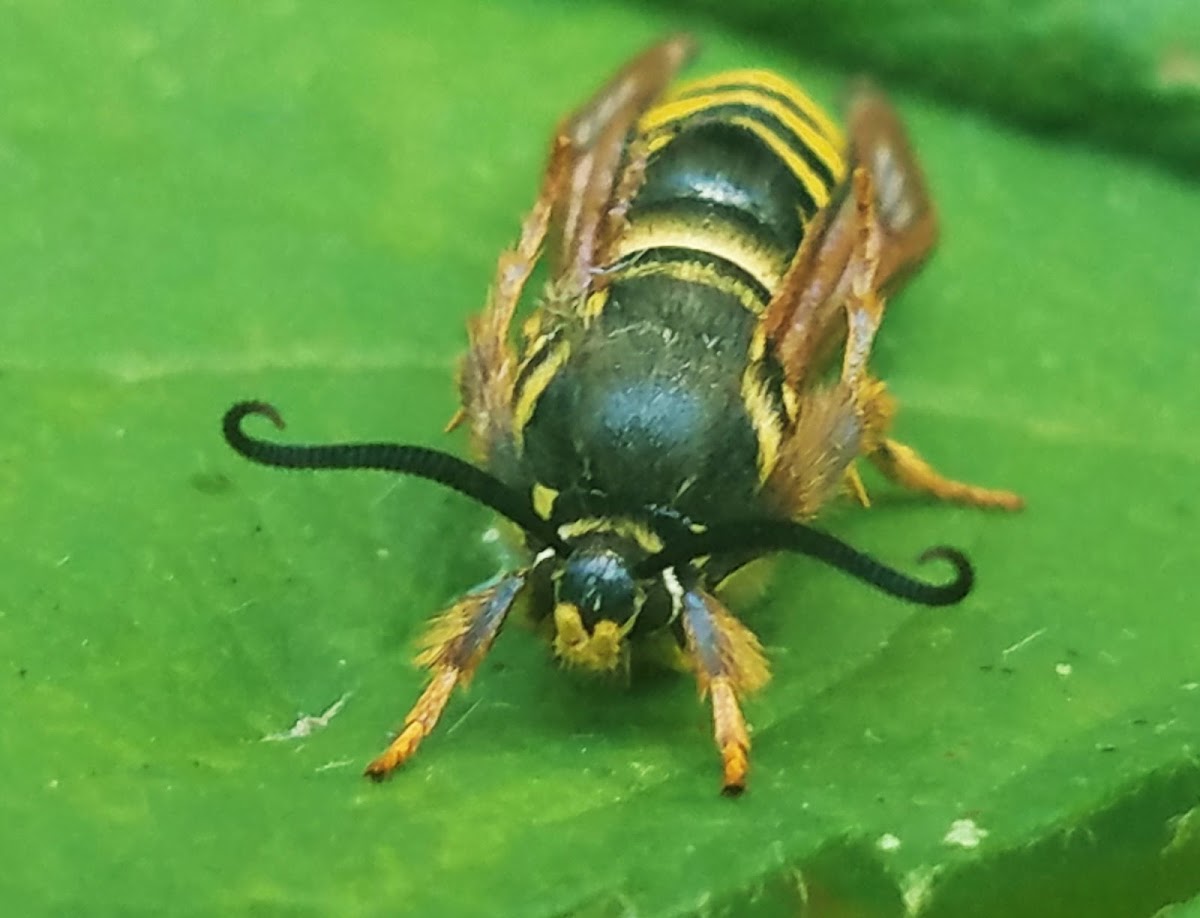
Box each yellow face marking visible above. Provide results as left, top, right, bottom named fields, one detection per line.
left=512, top=336, right=571, bottom=444
left=531, top=483, right=558, bottom=520
left=612, top=213, right=788, bottom=294
left=552, top=604, right=629, bottom=672
left=670, top=69, right=846, bottom=146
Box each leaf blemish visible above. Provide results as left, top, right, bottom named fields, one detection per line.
left=943, top=818, right=989, bottom=849
left=262, top=692, right=352, bottom=742
left=1002, top=627, right=1046, bottom=658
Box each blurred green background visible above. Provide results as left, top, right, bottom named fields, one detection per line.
left=2, top=0, right=1198, bottom=915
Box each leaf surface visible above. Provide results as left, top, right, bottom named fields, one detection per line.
left=2, top=1, right=1198, bottom=915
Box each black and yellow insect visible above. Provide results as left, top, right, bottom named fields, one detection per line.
left=223, top=36, right=1022, bottom=795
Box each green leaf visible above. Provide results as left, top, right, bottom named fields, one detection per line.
left=653, top=0, right=1200, bottom=177
left=1158, top=891, right=1200, bottom=918
left=3, top=1, right=1198, bottom=915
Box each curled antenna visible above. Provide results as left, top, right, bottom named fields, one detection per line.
left=222, top=401, right=568, bottom=553
left=635, top=518, right=973, bottom=606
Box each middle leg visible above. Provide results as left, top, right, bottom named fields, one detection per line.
left=679, top=587, right=771, bottom=795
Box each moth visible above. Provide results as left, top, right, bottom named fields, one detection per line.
left=224, top=36, right=1021, bottom=794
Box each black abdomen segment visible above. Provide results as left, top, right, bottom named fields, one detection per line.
left=631, top=121, right=810, bottom=255
left=622, top=73, right=847, bottom=289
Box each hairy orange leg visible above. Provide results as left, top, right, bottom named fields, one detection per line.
left=767, top=160, right=1022, bottom=516
left=364, top=573, right=527, bottom=779
left=867, top=440, right=1025, bottom=510
left=679, top=588, right=770, bottom=795
left=709, top=677, right=751, bottom=795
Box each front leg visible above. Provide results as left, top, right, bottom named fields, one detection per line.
left=679, top=588, right=771, bottom=795
left=365, top=573, right=527, bottom=779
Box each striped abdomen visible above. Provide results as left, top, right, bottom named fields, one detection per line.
left=611, top=69, right=848, bottom=301
left=514, top=71, right=848, bottom=520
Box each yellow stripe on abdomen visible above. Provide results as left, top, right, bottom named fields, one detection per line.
left=638, top=83, right=846, bottom=209
left=610, top=210, right=791, bottom=294
left=671, top=69, right=845, bottom=147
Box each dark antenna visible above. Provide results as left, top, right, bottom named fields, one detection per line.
left=635, top=519, right=973, bottom=606
left=222, top=401, right=568, bottom=553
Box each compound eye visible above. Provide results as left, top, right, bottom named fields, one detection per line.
left=558, top=548, right=636, bottom=622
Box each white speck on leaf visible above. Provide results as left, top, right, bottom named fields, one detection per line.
left=446, top=699, right=482, bottom=735
left=263, top=692, right=351, bottom=742
left=1003, top=627, right=1046, bottom=657
left=370, top=481, right=402, bottom=508
left=902, top=866, right=940, bottom=913
left=944, top=818, right=989, bottom=848
left=876, top=833, right=901, bottom=852
left=1056, top=662, right=1073, bottom=676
